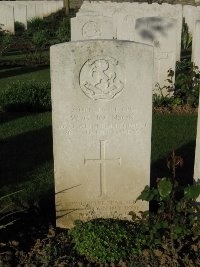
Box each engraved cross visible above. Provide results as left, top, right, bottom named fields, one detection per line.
left=84, top=140, right=121, bottom=197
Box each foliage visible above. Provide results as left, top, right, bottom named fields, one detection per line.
left=14, top=21, right=25, bottom=35
left=27, top=17, right=48, bottom=35
left=174, top=61, right=200, bottom=107
left=0, top=190, right=24, bottom=231
left=155, top=61, right=200, bottom=107
left=0, top=25, right=13, bottom=55
left=0, top=79, right=51, bottom=112
left=56, top=17, right=70, bottom=42
left=69, top=219, right=135, bottom=263
left=153, top=94, right=182, bottom=108
left=14, top=227, right=76, bottom=266
left=182, top=21, right=192, bottom=50
left=129, top=151, right=200, bottom=266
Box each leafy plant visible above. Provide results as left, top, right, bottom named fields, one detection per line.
left=155, top=61, right=200, bottom=107
left=27, top=17, right=47, bottom=35
left=69, top=219, right=135, bottom=263
left=14, top=21, right=25, bottom=35
left=0, top=25, right=13, bottom=55
left=182, top=21, right=192, bottom=50
left=153, top=69, right=183, bottom=108
left=130, top=151, right=200, bottom=264
left=0, top=190, right=24, bottom=230
left=0, top=79, right=51, bottom=112
left=16, top=227, right=75, bottom=266
left=55, top=17, right=70, bottom=42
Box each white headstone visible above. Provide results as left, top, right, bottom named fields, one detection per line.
left=116, top=3, right=182, bottom=61
left=14, top=4, right=27, bottom=28
left=192, top=20, right=200, bottom=69
left=51, top=40, right=153, bottom=228
left=77, top=1, right=121, bottom=17
left=1, top=1, right=36, bottom=21
left=35, top=2, right=44, bottom=18
left=183, top=5, right=200, bottom=35
left=134, top=16, right=177, bottom=94
left=0, top=4, right=14, bottom=33
left=71, top=15, right=115, bottom=41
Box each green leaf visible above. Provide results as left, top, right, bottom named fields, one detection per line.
left=157, top=178, right=172, bottom=198
left=184, top=185, right=200, bottom=200
left=137, top=186, right=156, bottom=202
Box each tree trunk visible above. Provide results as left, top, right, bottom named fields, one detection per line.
left=63, top=0, right=69, bottom=15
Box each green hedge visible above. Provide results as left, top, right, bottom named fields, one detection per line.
left=0, top=80, right=51, bottom=112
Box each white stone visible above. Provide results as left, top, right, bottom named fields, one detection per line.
left=183, top=5, right=200, bottom=35
left=35, top=2, right=44, bottom=18
left=14, top=4, right=27, bottom=28
left=77, top=1, right=122, bottom=17
left=1, top=1, right=36, bottom=21
left=50, top=40, right=153, bottom=228
left=116, top=3, right=182, bottom=61
left=192, top=20, right=200, bottom=68
left=134, top=16, right=177, bottom=94
left=71, top=15, right=115, bottom=41
left=0, top=4, right=14, bottom=33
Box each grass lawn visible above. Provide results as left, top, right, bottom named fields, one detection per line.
left=0, top=112, right=198, bottom=207
left=0, top=65, right=50, bottom=90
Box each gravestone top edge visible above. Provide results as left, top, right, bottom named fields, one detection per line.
left=50, top=39, right=154, bottom=52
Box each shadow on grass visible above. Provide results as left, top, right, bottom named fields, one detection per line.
left=0, top=112, right=31, bottom=125
left=0, top=65, right=49, bottom=79
left=151, top=141, right=196, bottom=187
left=0, top=126, right=53, bottom=187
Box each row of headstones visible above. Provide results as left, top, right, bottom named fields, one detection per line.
left=51, top=26, right=200, bottom=229
left=71, top=2, right=200, bottom=95
left=0, top=1, right=63, bottom=32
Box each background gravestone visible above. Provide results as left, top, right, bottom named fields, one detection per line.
left=134, top=16, right=177, bottom=94
left=192, top=20, right=200, bottom=69
left=183, top=5, right=200, bottom=35
left=115, top=3, right=182, bottom=61
left=0, top=4, right=14, bottom=33
left=71, top=15, right=114, bottom=41
left=51, top=40, right=153, bottom=228
left=14, top=4, right=27, bottom=28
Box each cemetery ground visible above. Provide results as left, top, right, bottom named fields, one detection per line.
left=0, top=8, right=200, bottom=267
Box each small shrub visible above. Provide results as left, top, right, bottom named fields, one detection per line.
left=0, top=80, right=51, bottom=112
left=0, top=26, right=13, bottom=55
left=32, top=30, right=49, bottom=48
left=55, top=17, right=70, bottom=42
left=0, top=190, right=24, bottom=231
left=153, top=94, right=182, bottom=108
left=181, top=21, right=192, bottom=50
left=69, top=219, right=135, bottom=264
left=14, top=21, right=25, bottom=35
left=129, top=151, right=200, bottom=266
left=27, top=17, right=47, bottom=35
left=174, top=60, right=200, bottom=107
left=155, top=61, right=200, bottom=108
left=16, top=227, right=75, bottom=266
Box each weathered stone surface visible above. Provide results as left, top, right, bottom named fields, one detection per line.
left=14, top=4, right=27, bottom=28
left=116, top=3, right=182, bottom=61
left=71, top=15, right=114, bottom=40
left=192, top=20, right=200, bottom=68
left=2, top=1, right=36, bottom=21
left=0, top=4, right=14, bottom=33
left=51, top=40, right=153, bottom=228
left=183, top=5, right=200, bottom=34
left=134, top=16, right=177, bottom=94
